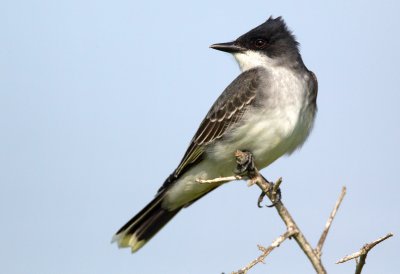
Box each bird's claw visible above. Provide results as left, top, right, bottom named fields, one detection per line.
left=257, top=191, right=266, bottom=208
left=258, top=175, right=282, bottom=208
left=234, top=150, right=256, bottom=177
left=266, top=185, right=282, bottom=208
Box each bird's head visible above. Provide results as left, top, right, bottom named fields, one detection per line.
left=210, top=16, right=301, bottom=71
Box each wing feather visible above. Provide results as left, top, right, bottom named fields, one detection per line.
left=168, top=67, right=263, bottom=179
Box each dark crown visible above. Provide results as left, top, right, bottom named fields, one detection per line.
left=235, top=16, right=300, bottom=59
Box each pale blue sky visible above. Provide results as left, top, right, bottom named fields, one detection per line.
left=1, top=1, right=399, bottom=273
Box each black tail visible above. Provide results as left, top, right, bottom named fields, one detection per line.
left=112, top=192, right=181, bottom=252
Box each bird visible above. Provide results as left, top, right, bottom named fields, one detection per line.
left=112, top=16, right=318, bottom=252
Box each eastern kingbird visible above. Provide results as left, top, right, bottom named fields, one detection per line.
left=113, top=16, right=317, bottom=252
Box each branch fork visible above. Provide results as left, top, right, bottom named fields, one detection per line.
left=198, top=150, right=346, bottom=274
left=196, top=150, right=392, bottom=273
left=337, top=233, right=394, bottom=274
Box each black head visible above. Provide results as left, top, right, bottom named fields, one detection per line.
left=210, top=16, right=300, bottom=60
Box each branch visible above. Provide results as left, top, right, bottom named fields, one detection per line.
left=209, top=150, right=327, bottom=274
left=256, top=178, right=327, bottom=274
left=201, top=150, right=392, bottom=274
left=236, top=151, right=327, bottom=274
left=232, top=229, right=298, bottom=274
left=196, top=175, right=242, bottom=184
left=315, top=186, right=347, bottom=257
left=336, top=233, right=393, bottom=273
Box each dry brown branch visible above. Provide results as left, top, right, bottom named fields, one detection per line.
left=336, top=233, right=393, bottom=274
left=315, top=186, right=347, bottom=258
left=203, top=150, right=328, bottom=274
left=200, top=150, right=393, bottom=274
left=252, top=173, right=327, bottom=274
left=232, top=229, right=298, bottom=274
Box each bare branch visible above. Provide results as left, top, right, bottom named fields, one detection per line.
left=256, top=177, right=327, bottom=274
left=201, top=151, right=393, bottom=274
left=315, top=186, right=347, bottom=257
left=200, top=151, right=370, bottom=274
left=196, top=175, right=242, bottom=184
left=337, top=233, right=393, bottom=264
left=233, top=150, right=327, bottom=274
left=232, top=229, right=298, bottom=274
left=337, top=233, right=394, bottom=274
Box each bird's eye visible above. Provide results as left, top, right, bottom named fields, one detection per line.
left=254, top=39, right=266, bottom=48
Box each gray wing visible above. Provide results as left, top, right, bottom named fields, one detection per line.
left=170, top=67, right=263, bottom=180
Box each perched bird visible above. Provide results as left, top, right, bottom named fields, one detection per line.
left=113, top=16, right=317, bottom=252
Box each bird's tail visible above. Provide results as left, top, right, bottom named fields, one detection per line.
left=112, top=191, right=181, bottom=252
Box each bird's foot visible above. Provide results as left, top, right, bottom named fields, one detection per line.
left=257, top=175, right=282, bottom=208
left=234, top=150, right=256, bottom=177
left=234, top=150, right=282, bottom=208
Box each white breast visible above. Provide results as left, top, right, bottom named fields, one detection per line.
left=209, top=62, right=315, bottom=169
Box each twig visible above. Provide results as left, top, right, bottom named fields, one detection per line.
left=196, top=175, right=242, bottom=184
left=337, top=233, right=393, bottom=274
left=232, top=229, right=298, bottom=274
left=315, top=186, right=347, bottom=257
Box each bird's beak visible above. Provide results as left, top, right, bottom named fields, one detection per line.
left=210, top=41, right=245, bottom=53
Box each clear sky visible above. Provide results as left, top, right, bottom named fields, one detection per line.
left=1, top=1, right=399, bottom=273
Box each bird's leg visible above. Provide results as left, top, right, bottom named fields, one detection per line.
left=234, top=150, right=256, bottom=177
left=234, top=150, right=282, bottom=208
